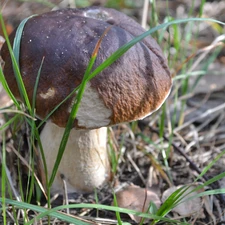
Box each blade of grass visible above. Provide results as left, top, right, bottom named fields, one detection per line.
left=166, top=171, right=225, bottom=214
left=0, top=13, right=35, bottom=115
left=0, top=69, right=20, bottom=108
left=180, top=188, right=225, bottom=203
left=0, top=109, right=35, bottom=120
left=0, top=14, right=19, bottom=107
left=0, top=198, right=190, bottom=225
left=1, top=132, right=7, bottom=225
left=157, top=185, right=191, bottom=216
left=191, top=45, right=222, bottom=92
left=192, top=171, right=225, bottom=195
left=196, top=148, right=225, bottom=182
left=0, top=114, right=19, bottom=131
left=27, top=57, right=45, bottom=203
left=12, top=16, right=33, bottom=70
left=199, top=0, right=206, bottom=17
left=169, top=184, right=225, bottom=213
left=31, top=57, right=44, bottom=115
left=113, top=192, right=122, bottom=225
left=173, top=70, right=207, bottom=80
left=12, top=15, right=36, bottom=111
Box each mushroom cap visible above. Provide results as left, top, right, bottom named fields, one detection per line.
left=1, top=6, right=172, bottom=129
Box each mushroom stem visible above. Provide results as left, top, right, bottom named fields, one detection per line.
left=39, top=122, right=110, bottom=194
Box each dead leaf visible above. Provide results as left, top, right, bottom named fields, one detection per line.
left=114, top=183, right=161, bottom=222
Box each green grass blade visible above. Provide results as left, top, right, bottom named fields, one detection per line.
left=0, top=69, right=20, bottom=108
left=12, top=15, right=35, bottom=112
left=191, top=46, right=222, bottom=92
left=199, top=0, right=206, bottom=17
left=195, top=149, right=225, bottom=182
left=13, top=16, right=34, bottom=70
left=173, top=70, right=207, bottom=80
left=0, top=198, right=190, bottom=225
left=0, top=16, right=20, bottom=108
left=185, top=188, right=225, bottom=200
left=193, top=171, right=225, bottom=194
left=0, top=114, right=19, bottom=131
left=156, top=185, right=189, bottom=217
left=0, top=14, right=35, bottom=112
left=113, top=192, right=122, bottom=225
left=169, top=172, right=225, bottom=212
left=31, top=57, right=44, bottom=115
left=175, top=187, right=225, bottom=209
left=1, top=132, right=7, bottom=225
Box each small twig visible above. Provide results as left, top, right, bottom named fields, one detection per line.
left=8, top=143, right=47, bottom=199
left=0, top=149, right=21, bottom=202
left=174, top=102, right=225, bottom=132
left=188, top=34, right=225, bottom=73
left=172, top=35, right=225, bottom=78
left=203, top=195, right=216, bottom=225
left=0, top=148, right=27, bottom=222
left=61, top=174, right=69, bottom=215
left=141, top=0, right=150, bottom=29
left=0, top=109, right=36, bottom=120
left=127, top=153, right=146, bottom=185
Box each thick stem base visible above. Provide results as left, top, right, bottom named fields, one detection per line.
left=40, top=123, right=110, bottom=194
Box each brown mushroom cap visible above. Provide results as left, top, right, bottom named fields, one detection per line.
left=1, top=7, right=172, bottom=129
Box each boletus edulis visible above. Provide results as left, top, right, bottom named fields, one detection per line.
left=1, top=6, right=172, bottom=194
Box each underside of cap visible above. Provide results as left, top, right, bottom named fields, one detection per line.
left=1, top=6, right=172, bottom=129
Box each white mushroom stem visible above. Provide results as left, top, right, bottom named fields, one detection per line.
left=39, top=122, right=110, bottom=194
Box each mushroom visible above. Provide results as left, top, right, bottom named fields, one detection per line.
left=1, top=7, right=172, bottom=194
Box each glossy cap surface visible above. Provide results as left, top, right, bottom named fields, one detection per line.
left=1, top=7, right=172, bottom=128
